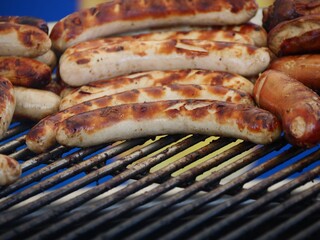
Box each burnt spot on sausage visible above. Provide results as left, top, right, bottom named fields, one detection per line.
left=144, top=86, right=166, bottom=99
left=116, top=89, right=140, bottom=102
left=76, top=58, right=90, bottom=65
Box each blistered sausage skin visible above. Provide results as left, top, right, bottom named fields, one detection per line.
left=26, top=84, right=254, bottom=153
left=0, top=22, right=51, bottom=57
left=0, top=16, right=48, bottom=33
left=60, top=69, right=254, bottom=110
left=69, top=28, right=256, bottom=51
left=55, top=99, right=281, bottom=148
left=60, top=39, right=271, bottom=86
left=0, top=154, right=21, bottom=186
left=0, top=77, right=15, bottom=140
left=254, top=70, right=320, bottom=148
left=14, top=87, right=61, bottom=122
left=0, top=57, right=52, bottom=88
left=269, top=54, right=320, bottom=91
left=50, top=0, right=258, bottom=52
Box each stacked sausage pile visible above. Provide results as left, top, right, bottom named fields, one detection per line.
left=0, top=16, right=61, bottom=185
left=254, top=0, right=320, bottom=148
left=3, top=0, right=320, bottom=185
left=25, top=0, right=284, bottom=154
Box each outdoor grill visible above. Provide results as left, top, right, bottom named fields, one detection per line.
left=0, top=121, right=319, bottom=240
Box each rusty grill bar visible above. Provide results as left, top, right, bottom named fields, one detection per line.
left=0, top=122, right=319, bottom=240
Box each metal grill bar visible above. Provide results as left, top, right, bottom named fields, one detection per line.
left=290, top=215, right=320, bottom=240
left=127, top=146, right=303, bottom=240
left=0, top=135, right=26, bottom=154
left=0, top=134, right=205, bottom=240
left=25, top=135, right=226, bottom=240
left=48, top=138, right=245, bottom=240
left=192, top=156, right=320, bottom=239
left=96, top=139, right=287, bottom=240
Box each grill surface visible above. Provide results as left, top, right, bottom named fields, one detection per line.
left=0, top=121, right=319, bottom=240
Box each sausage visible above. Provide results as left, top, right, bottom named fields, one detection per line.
left=26, top=84, right=254, bottom=153
left=113, top=22, right=267, bottom=47
left=0, top=77, right=15, bottom=140
left=262, top=0, right=320, bottom=32
left=253, top=70, right=320, bottom=148
left=0, top=22, right=51, bottom=57
left=268, top=15, right=320, bottom=56
left=55, top=99, right=281, bottom=148
left=50, top=0, right=258, bottom=52
left=0, top=15, right=48, bottom=33
left=0, top=154, right=21, bottom=186
left=33, top=49, right=57, bottom=70
left=59, top=39, right=271, bottom=86
left=0, top=56, right=52, bottom=88
left=70, top=28, right=256, bottom=50
left=14, top=87, right=61, bottom=122
left=269, top=54, right=320, bottom=91
left=59, top=69, right=254, bottom=110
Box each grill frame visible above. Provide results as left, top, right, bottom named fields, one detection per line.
left=0, top=122, right=319, bottom=240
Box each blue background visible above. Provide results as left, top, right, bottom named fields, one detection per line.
left=0, top=0, right=77, bottom=22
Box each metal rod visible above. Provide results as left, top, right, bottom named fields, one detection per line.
left=131, top=146, right=303, bottom=240
left=0, top=135, right=202, bottom=240
left=256, top=186, right=320, bottom=240
left=0, top=135, right=26, bottom=154
left=289, top=215, right=320, bottom=240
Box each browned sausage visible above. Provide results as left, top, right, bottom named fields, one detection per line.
left=0, top=77, right=16, bottom=140
left=59, top=69, right=254, bottom=110
left=50, top=0, right=258, bottom=52
left=55, top=99, right=281, bottom=148
left=26, top=84, right=254, bottom=153
left=0, top=154, right=21, bottom=186
left=0, top=56, right=51, bottom=88
left=269, top=54, right=320, bottom=91
left=0, top=15, right=48, bottom=33
left=254, top=70, right=320, bottom=148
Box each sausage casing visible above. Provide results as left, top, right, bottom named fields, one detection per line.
left=0, top=56, right=52, bottom=88
left=60, top=39, right=270, bottom=86
left=50, top=0, right=258, bottom=52
left=55, top=99, right=281, bottom=148
left=254, top=70, right=320, bottom=148
left=26, top=84, right=254, bottom=153
left=0, top=22, right=51, bottom=57
left=14, top=87, right=61, bottom=122
left=0, top=15, right=48, bottom=33
left=268, top=54, right=320, bottom=91
left=0, top=154, right=21, bottom=186
left=60, top=69, right=254, bottom=110
left=0, top=77, right=15, bottom=139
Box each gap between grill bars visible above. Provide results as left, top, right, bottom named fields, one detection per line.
left=0, top=122, right=319, bottom=240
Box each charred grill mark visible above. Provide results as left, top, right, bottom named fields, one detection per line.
left=76, top=58, right=90, bottom=65
left=116, top=89, right=140, bottom=102
left=144, top=86, right=165, bottom=99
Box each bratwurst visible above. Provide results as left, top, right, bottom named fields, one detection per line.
left=26, top=84, right=254, bottom=153
left=254, top=70, right=320, bottom=148
left=55, top=99, right=281, bottom=148
left=59, top=39, right=271, bottom=86
left=50, top=0, right=258, bottom=52
left=59, top=69, right=254, bottom=110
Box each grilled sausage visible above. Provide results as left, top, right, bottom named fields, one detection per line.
left=0, top=22, right=51, bottom=57
left=0, top=77, right=15, bottom=140
left=269, top=54, right=320, bottom=91
left=0, top=154, right=21, bottom=186
left=0, top=15, right=48, bottom=33
left=59, top=39, right=271, bottom=86
left=262, top=0, right=320, bottom=32
left=268, top=15, right=320, bottom=56
left=14, top=87, right=61, bottom=122
left=0, top=56, right=51, bottom=88
left=70, top=28, right=256, bottom=50
left=254, top=70, right=320, bottom=148
left=59, top=69, right=254, bottom=110
left=55, top=99, right=281, bottom=148
left=26, top=84, right=254, bottom=153
left=50, top=0, right=258, bottom=52
left=33, top=49, right=57, bottom=70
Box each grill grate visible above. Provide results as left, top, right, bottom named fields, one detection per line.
left=0, top=122, right=319, bottom=240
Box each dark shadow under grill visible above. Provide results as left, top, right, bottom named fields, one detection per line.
left=0, top=122, right=319, bottom=240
